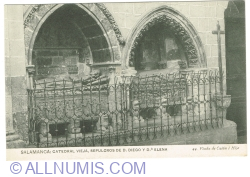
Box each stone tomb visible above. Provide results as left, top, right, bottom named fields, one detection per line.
left=31, top=66, right=232, bottom=145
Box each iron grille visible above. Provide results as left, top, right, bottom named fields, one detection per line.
left=27, top=70, right=225, bottom=147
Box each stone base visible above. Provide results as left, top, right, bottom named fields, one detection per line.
left=39, top=133, right=52, bottom=143
left=6, top=131, right=26, bottom=149
left=127, top=120, right=237, bottom=146
left=67, top=133, right=82, bottom=139
left=69, top=128, right=81, bottom=134
left=122, top=67, right=137, bottom=76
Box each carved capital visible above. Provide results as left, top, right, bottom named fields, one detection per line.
left=178, top=60, right=187, bottom=69
left=108, top=66, right=116, bottom=73
left=214, top=94, right=231, bottom=110
left=26, top=65, right=36, bottom=77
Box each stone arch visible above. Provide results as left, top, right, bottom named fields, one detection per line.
left=24, top=3, right=124, bottom=66
left=123, top=5, right=207, bottom=69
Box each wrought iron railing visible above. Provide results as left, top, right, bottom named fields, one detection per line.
left=27, top=70, right=226, bottom=147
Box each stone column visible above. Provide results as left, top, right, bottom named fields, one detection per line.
left=96, top=114, right=110, bottom=133
left=26, top=65, right=36, bottom=144
left=108, top=66, right=116, bottom=111
left=108, top=66, right=118, bottom=132
left=120, top=67, right=137, bottom=130
left=38, top=122, right=52, bottom=143
left=5, top=5, right=26, bottom=148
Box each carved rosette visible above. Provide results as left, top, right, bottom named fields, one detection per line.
left=96, top=3, right=125, bottom=45
left=129, top=14, right=199, bottom=68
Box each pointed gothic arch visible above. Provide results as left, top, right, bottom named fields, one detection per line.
left=24, top=3, right=124, bottom=66
left=122, top=5, right=207, bottom=69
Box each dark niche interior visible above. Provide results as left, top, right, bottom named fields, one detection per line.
left=134, top=23, right=187, bottom=74
left=33, top=4, right=111, bottom=80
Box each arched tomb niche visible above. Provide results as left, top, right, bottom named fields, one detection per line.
left=24, top=4, right=124, bottom=81
left=123, top=6, right=207, bottom=74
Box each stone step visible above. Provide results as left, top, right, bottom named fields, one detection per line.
left=6, top=130, right=15, bottom=136
left=6, top=134, right=20, bottom=142
left=7, top=140, right=26, bottom=149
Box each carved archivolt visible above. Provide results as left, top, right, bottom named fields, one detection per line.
left=24, top=5, right=42, bottom=28
left=24, top=3, right=125, bottom=45
left=96, top=3, right=125, bottom=45
left=129, top=14, right=199, bottom=68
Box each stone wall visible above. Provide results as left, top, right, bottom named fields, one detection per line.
left=33, top=49, right=82, bottom=78
left=5, top=5, right=28, bottom=146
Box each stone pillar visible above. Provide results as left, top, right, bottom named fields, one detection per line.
left=26, top=65, right=37, bottom=145
left=108, top=66, right=120, bottom=131
left=120, top=67, right=137, bottom=129
left=96, top=114, right=110, bottom=133
left=213, top=94, right=231, bottom=121
left=131, top=100, right=144, bottom=128
left=108, top=66, right=116, bottom=111
left=67, top=119, right=82, bottom=139
left=5, top=5, right=27, bottom=148
left=121, top=67, right=137, bottom=76
left=38, top=122, right=52, bottom=143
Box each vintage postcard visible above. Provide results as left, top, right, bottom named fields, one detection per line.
left=5, top=1, right=247, bottom=161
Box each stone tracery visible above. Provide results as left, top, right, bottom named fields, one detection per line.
left=129, top=14, right=199, bottom=68
left=122, top=6, right=207, bottom=71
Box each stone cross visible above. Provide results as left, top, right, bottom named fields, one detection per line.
left=212, top=21, right=225, bottom=94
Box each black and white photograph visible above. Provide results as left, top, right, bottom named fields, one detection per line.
left=4, top=0, right=247, bottom=161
